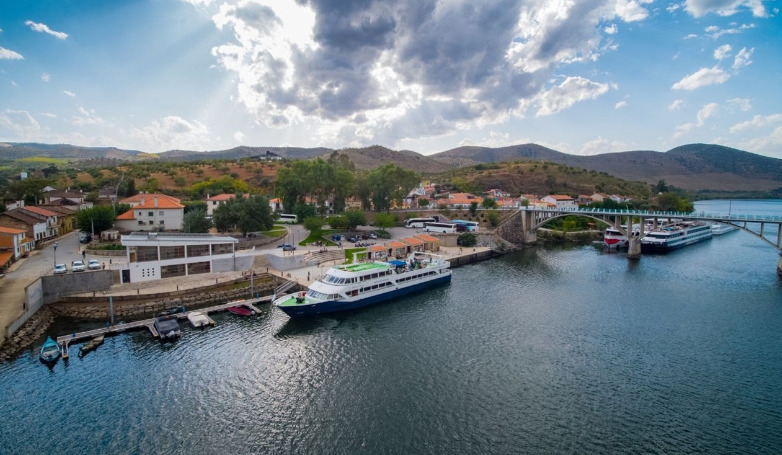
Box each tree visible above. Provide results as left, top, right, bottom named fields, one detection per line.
left=213, top=194, right=274, bottom=235
left=182, top=207, right=213, bottom=233
left=373, top=212, right=396, bottom=232
left=303, top=216, right=325, bottom=234
left=76, top=206, right=117, bottom=235
left=469, top=201, right=478, bottom=216
left=654, top=180, right=668, bottom=193
left=183, top=201, right=208, bottom=214
left=344, top=209, right=367, bottom=230
left=367, top=163, right=420, bottom=212
left=327, top=215, right=348, bottom=230
left=293, top=203, right=317, bottom=223
left=482, top=197, right=498, bottom=209
left=418, top=198, right=429, bottom=208
left=457, top=233, right=477, bottom=247
left=486, top=210, right=499, bottom=227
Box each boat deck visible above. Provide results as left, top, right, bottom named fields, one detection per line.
left=56, top=296, right=269, bottom=356
left=334, top=262, right=390, bottom=273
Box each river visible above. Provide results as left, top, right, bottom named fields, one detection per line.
left=1, top=200, right=781, bottom=454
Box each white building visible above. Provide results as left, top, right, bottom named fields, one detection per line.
left=115, top=194, right=184, bottom=231
left=119, top=232, right=253, bottom=283
left=541, top=195, right=577, bottom=210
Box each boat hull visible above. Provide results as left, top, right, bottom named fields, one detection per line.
left=277, top=273, right=451, bottom=317
left=640, top=234, right=712, bottom=253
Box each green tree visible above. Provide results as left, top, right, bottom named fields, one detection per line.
left=482, top=197, right=498, bottom=209
left=469, top=201, right=478, bottom=216
left=213, top=194, right=274, bottom=235
left=303, top=216, right=325, bottom=234
left=418, top=198, right=429, bottom=208
left=327, top=215, right=348, bottom=230
left=183, top=201, right=207, bottom=214
left=367, top=163, right=420, bottom=212
left=344, top=209, right=367, bottom=230
left=457, top=233, right=477, bottom=247
left=275, top=162, right=308, bottom=213
left=373, top=212, right=396, bottom=232
left=182, top=207, right=213, bottom=233
left=76, top=206, right=117, bottom=235
left=486, top=210, right=499, bottom=227
left=293, top=203, right=317, bottom=223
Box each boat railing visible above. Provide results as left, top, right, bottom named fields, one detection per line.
left=274, top=280, right=297, bottom=296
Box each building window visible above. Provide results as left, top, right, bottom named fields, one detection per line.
left=161, top=263, right=186, bottom=279
left=138, top=221, right=144, bottom=225
left=159, top=211, right=164, bottom=216
left=187, top=244, right=210, bottom=257
left=160, top=246, right=185, bottom=260
left=159, top=220, right=165, bottom=225
left=137, top=211, right=142, bottom=217
left=148, top=211, right=154, bottom=216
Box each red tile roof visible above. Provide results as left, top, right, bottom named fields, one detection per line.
left=0, top=226, right=26, bottom=235
left=120, top=193, right=181, bottom=204
left=22, top=206, right=57, bottom=217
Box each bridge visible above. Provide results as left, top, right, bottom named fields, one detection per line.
left=498, top=207, right=782, bottom=276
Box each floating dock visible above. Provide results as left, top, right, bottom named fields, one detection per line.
left=57, top=296, right=269, bottom=356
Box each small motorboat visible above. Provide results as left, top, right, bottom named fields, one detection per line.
left=79, top=335, right=104, bottom=355
left=158, top=306, right=186, bottom=317
left=39, top=336, right=61, bottom=364
left=153, top=316, right=181, bottom=340
left=187, top=311, right=211, bottom=328
left=227, top=306, right=255, bottom=316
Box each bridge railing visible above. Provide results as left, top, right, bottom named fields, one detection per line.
left=519, top=207, right=781, bottom=222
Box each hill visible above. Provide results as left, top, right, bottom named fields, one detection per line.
left=431, top=143, right=782, bottom=191
left=318, top=146, right=451, bottom=172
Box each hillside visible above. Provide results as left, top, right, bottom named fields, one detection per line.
left=319, top=146, right=451, bottom=172
left=431, top=143, right=782, bottom=191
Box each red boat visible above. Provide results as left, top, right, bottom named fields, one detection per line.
left=227, top=306, right=255, bottom=316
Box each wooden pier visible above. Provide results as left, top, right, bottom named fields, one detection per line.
left=56, top=296, right=270, bottom=357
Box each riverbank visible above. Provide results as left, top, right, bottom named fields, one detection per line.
left=0, top=244, right=501, bottom=360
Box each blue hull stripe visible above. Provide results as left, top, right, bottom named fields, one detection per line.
left=277, top=274, right=452, bottom=317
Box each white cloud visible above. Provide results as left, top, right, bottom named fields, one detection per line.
left=129, top=116, right=210, bottom=153
left=536, top=77, right=610, bottom=116
left=604, top=24, right=618, bottom=34
left=696, top=102, right=718, bottom=126
left=233, top=130, right=244, bottom=142
left=41, top=73, right=51, bottom=82
left=729, top=114, right=782, bottom=132
left=0, top=109, right=41, bottom=139
left=25, top=20, right=69, bottom=40
left=615, top=100, right=627, bottom=109
left=671, top=66, right=730, bottom=90
left=614, top=0, right=650, bottom=22
left=72, top=107, right=105, bottom=126
left=0, top=46, right=23, bottom=60
left=63, top=90, right=76, bottom=97
left=669, top=99, right=685, bottom=110
left=673, top=121, right=695, bottom=138
left=40, top=112, right=57, bottom=118
left=684, top=0, right=768, bottom=17
left=704, top=23, right=756, bottom=39
left=579, top=137, right=628, bottom=155
left=713, top=44, right=732, bottom=60
left=667, top=3, right=682, bottom=13
left=732, top=47, right=753, bottom=69
left=727, top=97, right=751, bottom=111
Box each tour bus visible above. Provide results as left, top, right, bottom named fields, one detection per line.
left=423, top=222, right=458, bottom=233
left=451, top=220, right=479, bottom=232
left=404, top=217, right=438, bottom=228
left=277, top=213, right=298, bottom=224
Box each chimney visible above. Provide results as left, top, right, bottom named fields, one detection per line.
left=141, top=196, right=145, bottom=206
left=154, top=197, right=158, bottom=208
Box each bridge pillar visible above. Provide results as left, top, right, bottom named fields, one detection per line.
left=777, top=254, right=782, bottom=278
left=627, top=238, right=641, bottom=259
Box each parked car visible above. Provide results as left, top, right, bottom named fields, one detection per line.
left=278, top=243, right=293, bottom=249
left=54, top=263, right=67, bottom=275
left=79, top=232, right=91, bottom=243
left=71, top=260, right=86, bottom=272
left=282, top=245, right=296, bottom=252
left=87, top=259, right=102, bottom=270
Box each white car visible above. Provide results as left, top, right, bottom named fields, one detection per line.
left=54, top=264, right=67, bottom=275
left=87, top=259, right=101, bottom=270
left=71, top=260, right=86, bottom=272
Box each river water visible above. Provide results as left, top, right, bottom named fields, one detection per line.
left=1, top=200, right=781, bottom=454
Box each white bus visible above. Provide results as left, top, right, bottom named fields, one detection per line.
left=424, top=222, right=457, bottom=233
left=451, top=220, right=479, bottom=232
left=277, top=213, right=298, bottom=224
left=404, top=217, right=437, bottom=228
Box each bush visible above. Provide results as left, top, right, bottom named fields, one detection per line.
left=457, top=233, right=477, bottom=247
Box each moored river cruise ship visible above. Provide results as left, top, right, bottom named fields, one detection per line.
left=640, top=221, right=713, bottom=253
left=273, top=251, right=452, bottom=317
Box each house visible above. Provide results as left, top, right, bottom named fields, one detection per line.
left=120, top=232, right=240, bottom=283
left=0, top=226, right=34, bottom=269
left=399, top=236, right=425, bottom=254
left=413, top=233, right=440, bottom=252
left=484, top=189, right=510, bottom=198
left=444, top=192, right=480, bottom=209
left=39, top=205, right=78, bottom=235
left=115, top=194, right=185, bottom=232
left=541, top=195, right=577, bottom=210
left=18, top=206, right=59, bottom=238
left=258, top=151, right=282, bottom=161
left=43, top=189, right=92, bottom=209
left=577, top=195, right=593, bottom=205
left=0, top=209, right=50, bottom=244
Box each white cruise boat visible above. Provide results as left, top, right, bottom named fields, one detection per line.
left=640, top=221, right=713, bottom=253
left=710, top=222, right=739, bottom=235
left=273, top=251, right=451, bottom=317
left=603, top=224, right=642, bottom=248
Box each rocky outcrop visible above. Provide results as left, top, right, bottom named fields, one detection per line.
left=0, top=307, right=54, bottom=362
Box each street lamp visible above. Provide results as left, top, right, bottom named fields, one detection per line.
left=53, top=241, right=58, bottom=267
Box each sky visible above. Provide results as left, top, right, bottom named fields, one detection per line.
left=0, top=0, right=781, bottom=158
